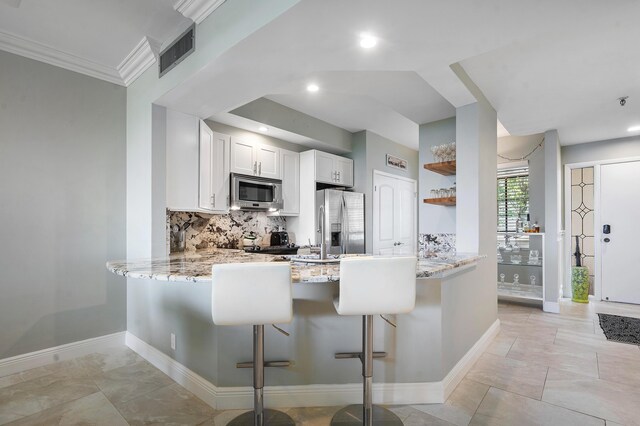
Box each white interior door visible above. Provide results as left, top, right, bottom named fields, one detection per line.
left=372, top=171, right=417, bottom=255
left=600, top=161, right=640, bottom=304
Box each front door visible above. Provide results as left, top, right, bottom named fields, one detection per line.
left=372, top=171, right=416, bottom=255
left=600, top=161, right=640, bottom=304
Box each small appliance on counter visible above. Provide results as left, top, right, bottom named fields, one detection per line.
left=244, top=229, right=299, bottom=255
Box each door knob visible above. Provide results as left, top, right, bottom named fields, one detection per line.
left=604, top=237, right=611, bottom=243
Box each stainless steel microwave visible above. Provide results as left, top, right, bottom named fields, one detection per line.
left=230, top=173, right=283, bottom=211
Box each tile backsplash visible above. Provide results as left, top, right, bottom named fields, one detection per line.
left=168, top=210, right=286, bottom=252
left=419, top=233, right=456, bottom=258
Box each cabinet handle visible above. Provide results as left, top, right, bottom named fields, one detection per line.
left=253, top=161, right=257, bottom=174
left=212, top=194, right=216, bottom=207
left=259, top=162, right=262, bottom=176
left=337, top=171, right=341, bottom=181
left=333, top=171, right=337, bottom=182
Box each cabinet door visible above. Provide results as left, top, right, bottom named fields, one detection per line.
left=210, top=130, right=230, bottom=213
left=315, top=151, right=336, bottom=184
left=230, top=138, right=256, bottom=175
left=256, top=144, right=280, bottom=179
left=198, top=122, right=214, bottom=211
left=335, top=157, right=353, bottom=187
left=280, top=149, right=300, bottom=215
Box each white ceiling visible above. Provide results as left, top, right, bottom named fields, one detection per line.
left=263, top=71, right=454, bottom=148
left=158, top=0, right=640, bottom=149
left=2, top=0, right=639, bottom=147
left=0, top=0, right=192, bottom=84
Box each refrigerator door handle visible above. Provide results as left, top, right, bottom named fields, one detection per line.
left=341, top=195, right=349, bottom=254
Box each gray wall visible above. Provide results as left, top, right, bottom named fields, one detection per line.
left=349, top=130, right=419, bottom=253
left=230, top=98, right=353, bottom=154
left=0, top=51, right=126, bottom=358
left=562, top=136, right=640, bottom=165
left=419, top=118, right=456, bottom=234
left=497, top=134, right=545, bottom=227
left=445, top=99, right=498, bottom=371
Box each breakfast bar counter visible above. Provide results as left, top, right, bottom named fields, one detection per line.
left=109, top=248, right=494, bottom=409
left=106, top=248, right=484, bottom=283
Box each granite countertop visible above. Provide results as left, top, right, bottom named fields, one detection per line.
left=106, top=248, right=484, bottom=283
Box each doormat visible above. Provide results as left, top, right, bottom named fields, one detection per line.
left=597, top=313, right=640, bottom=345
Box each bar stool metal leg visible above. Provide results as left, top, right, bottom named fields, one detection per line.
left=331, top=316, right=403, bottom=426
left=228, top=325, right=295, bottom=426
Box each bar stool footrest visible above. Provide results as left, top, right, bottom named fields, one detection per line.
left=334, top=351, right=387, bottom=360
left=236, top=360, right=293, bottom=369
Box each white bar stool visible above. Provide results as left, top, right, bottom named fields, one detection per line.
left=211, top=262, right=295, bottom=426
left=331, top=256, right=417, bottom=426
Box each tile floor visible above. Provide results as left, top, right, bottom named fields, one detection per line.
left=1, top=299, right=640, bottom=425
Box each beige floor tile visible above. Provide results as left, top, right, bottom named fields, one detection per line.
left=605, top=421, right=624, bottom=426
left=116, top=383, right=217, bottom=425
left=387, top=406, right=455, bottom=425
left=0, top=375, right=98, bottom=425
left=465, top=353, right=548, bottom=400
left=285, top=406, right=341, bottom=425
left=506, top=338, right=599, bottom=378
left=597, top=353, right=640, bottom=387
left=554, top=329, right=640, bottom=360
left=94, top=359, right=174, bottom=405
left=470, top=387, right=604, bottom=426
left=5, top=392, right=128, bottom=426
left=497, top=303, right=536, bottom=314
left=484, top=333, right=517, bottom=357
left=498, top=324, right=558, bottom=345
left=497, top=313, right=531, bottom=324
left=542, top=368, right=640, bottom=425
left=412, top=378, right=489, bottom=426
left=526, top=313, right=595, bottom=334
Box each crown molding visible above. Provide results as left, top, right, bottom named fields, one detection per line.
left=0, top=29, right=124, bottom=85
left=117, top=36, right=161, bottom=86
left=174, top=0, right=226, bottom=24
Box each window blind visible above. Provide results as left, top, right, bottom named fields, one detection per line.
left=497, top=169, right=529, bottom=232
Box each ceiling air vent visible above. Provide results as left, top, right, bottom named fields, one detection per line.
left=159, top=25, right=195, bottom=78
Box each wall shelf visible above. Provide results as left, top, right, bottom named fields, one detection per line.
left=423, top=196, right=456, bottom=206
left=423, top=161, right=456, bottom=176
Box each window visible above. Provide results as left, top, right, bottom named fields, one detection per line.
left=497, top=167, right=529, bottom=232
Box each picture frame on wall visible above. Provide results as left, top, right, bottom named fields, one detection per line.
left=386, top=154, right=407, bottom=170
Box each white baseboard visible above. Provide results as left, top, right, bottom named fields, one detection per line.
left=126, top=319, right=501, bottom=409
left=543, top=300, right=560, bottom=313
left=0, top=332, right=125, bottom=378
left=125, top=332, right=218, bottom=408
left=441, top=318, right=501, bottom=400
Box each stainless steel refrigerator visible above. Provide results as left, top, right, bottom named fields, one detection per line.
left=316, top=189, right=365, bottom=254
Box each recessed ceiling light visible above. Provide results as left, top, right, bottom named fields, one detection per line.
left=306, top=83, right=319, bottom=93
left=628, top=125, right=640, bottom=132
left=359, top=33, right=377, bottom=49
left=258, top=126, right=268, bottom=132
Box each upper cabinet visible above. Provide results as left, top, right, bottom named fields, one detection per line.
left=280, top=149, right=300, bottom=216
left=313, top=150, right=353, bottom=187
left=230, top=138, right=280, bottom=179
left=198, top=122, right=230, bottom=213
left=166, top=109, right=229, bottom=213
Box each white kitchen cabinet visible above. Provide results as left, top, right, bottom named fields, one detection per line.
left=199, top=122, right=230, bottom=213
left=335, top=156, right=354, bottom=187
left=230, top=138, right=280, bottom=179
left=280, top=149, right=300, bottom=216
left=313, top=150, right=353, bottom=187
left=166, top=109, right=229, bottom=213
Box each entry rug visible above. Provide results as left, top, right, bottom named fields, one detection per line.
left=597, top=313, right=640, bottom=345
